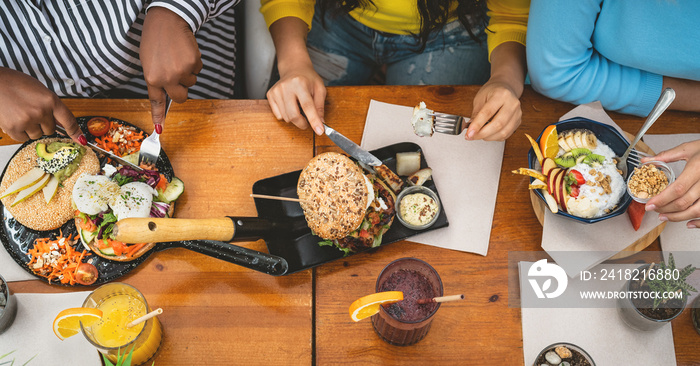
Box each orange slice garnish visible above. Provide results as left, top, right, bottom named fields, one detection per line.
left=53, top=307, right=103, bottom=340
left=349, top=291, right=403, bottom=322
left=539, top=125, right=559, bottom=159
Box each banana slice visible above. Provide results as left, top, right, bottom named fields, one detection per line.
left=558, top=133, right=571, bottom=151
left=584, top=131, right=597, bottom=149
left=565, top=131, right=576, bottom=151
left=573, top=130, right=583, bottom=149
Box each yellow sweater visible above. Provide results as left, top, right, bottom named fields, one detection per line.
left=259, top=0, right=529, bottom=57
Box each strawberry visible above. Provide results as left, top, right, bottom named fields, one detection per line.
left=569, top=169, right=586, bottom=185
left=627, top=200, right=645, bottom=231
left=570, top=185, right=580, bottom=198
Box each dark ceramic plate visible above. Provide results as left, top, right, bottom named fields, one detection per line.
left=0, top=116, right=173, bottom=286
left=252, top=142, right=449, bottom=275
left=527, top=117, right=633, bottom=224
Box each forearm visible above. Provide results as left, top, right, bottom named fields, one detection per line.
left=488, top=42, right=526, bottom=97
left=663, top=77, right=700, bottom=113
left=269, top=17, right=313, bottom=76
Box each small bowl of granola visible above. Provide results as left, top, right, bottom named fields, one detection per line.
left=626, top=161, right=675, bottom=203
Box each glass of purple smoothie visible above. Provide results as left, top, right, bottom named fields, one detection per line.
left=371, top=257, right=443, bottom=346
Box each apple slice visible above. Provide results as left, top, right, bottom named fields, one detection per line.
left=552, top=169, right=565, bottom=205
left=542, top=158, right=557, bottom=176
left=42, top=175, right=59, bottom=204
left=547, top=168, right=562, bottom=195
left=11, top=173, right=51, bottom=207
left=558, top=172, right=568, bottom=212
left=0, top=167, right=46, bottom=199
left=540, top=189, right=558, bottom=213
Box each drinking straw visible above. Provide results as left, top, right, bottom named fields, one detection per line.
left=126, top=308, right=163, bottom=328
left=416, top=294, right=464, bottom=305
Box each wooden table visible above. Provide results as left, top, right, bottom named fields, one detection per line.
left=4, top=86, right=700, bottom=365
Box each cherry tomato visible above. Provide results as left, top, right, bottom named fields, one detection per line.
left=87, top=117, right=111, bottom=137
left=75, top=263, right=98, bottom=285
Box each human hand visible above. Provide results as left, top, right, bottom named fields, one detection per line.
left=0, top=68, right=85, bottom=144
left=466, top=80, right=522, bottom=141
left=266, top=63, right=326, bottom=135
left=644, top=140, right=700, bottom=228
left=141, top=7, right=203, bottom=133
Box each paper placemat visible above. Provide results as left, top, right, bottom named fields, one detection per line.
left=519, top=261, right=677, bottom=365
left=541, top=102, right=663, bottom=277
left=0, top=144, right=36, bottom=282
left=643, top=133, right=700, bottom=303
left=360, top=100, right=504, bottom=256
left=0, top=292, right=101, bottom=365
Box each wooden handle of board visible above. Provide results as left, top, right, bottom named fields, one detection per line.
left=113, top=217, right=235, bottom=243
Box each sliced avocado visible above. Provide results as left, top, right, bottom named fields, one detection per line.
left=36, top=143, right=54, bottom=161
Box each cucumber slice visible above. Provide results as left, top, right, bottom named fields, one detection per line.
left=78, top=227, right=97, bottom=251
left=98, top=246, right=115, bottom=256
left=159, top=177, right=184, bottom=203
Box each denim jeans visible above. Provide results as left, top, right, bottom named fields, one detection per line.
left=306, top=7, right=490, bottom=86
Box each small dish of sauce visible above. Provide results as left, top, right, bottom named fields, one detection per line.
left=396, top=186, right=441, bottom=230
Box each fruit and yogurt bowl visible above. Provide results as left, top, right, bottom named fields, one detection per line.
left=522, top=118, right=633, bottom=224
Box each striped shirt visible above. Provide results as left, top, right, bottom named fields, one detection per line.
left=0, top=0, right=240, bottom=99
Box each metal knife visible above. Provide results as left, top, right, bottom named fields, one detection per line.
left=54, top=124, right=144, bottom=172
left=323, top=124, right=382, bottom=166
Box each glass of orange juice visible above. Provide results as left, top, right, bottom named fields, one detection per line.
left=80, top=283, right=162, bottom=365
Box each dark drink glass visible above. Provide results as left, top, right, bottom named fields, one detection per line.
left=371, top=258, right=443, bottom=346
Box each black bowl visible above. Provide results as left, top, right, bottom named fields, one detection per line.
left=528, top=117, right=633, bottom=224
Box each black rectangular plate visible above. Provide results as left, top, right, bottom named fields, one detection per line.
left=252, top=142, right=449, bottom=274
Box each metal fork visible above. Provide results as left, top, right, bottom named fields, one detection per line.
left=428, top=112, right=472, bottom=135
left=139, top=94, right=171, bottom=165
left=616, top=88, right=674, bottom=177
left=627, top=149, right=652, bottom=168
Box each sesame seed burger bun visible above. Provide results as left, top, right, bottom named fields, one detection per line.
left=297, top=152, right=369, bottom=240
left=0, top=138, right=100, bottom=231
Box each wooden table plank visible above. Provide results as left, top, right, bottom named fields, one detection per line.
left=316, top=86, right=700, bottom=365
left=6, top=99, right=314, bottom=366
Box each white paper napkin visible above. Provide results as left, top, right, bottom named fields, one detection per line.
left=643, top=133, right=700, bottom=303
left=0, top=292, right=101, bottom=365
left=0, top=144, right=36, bottom=282
left=541, top=102, right=663, bottom=277
left=519, top=261, right=677, bottom=365
left=360, top=100, right=504, bottom=256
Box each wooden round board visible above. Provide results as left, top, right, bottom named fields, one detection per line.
left=530, top=132, right=666, bottom=259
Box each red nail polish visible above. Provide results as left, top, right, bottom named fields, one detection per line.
left=78, top=135, right=87, bottom=146
left=155, top=124, right=163, bottom=134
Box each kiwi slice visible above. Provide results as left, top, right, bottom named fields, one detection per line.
left=570, top=148, right=592, bottom=158
left=583, top=153, right=605, bottom=165
left=555, top=152, right=576, bottom=168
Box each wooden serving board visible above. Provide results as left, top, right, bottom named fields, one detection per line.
left=530, top=133, right=666, bottom=259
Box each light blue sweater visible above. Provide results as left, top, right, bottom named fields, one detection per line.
left=526, top=0, right=700, bottom=116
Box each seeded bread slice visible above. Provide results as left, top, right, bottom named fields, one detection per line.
left=297, top=152, right=368, bottom=240
left=0, top=138, right=100, bottom=231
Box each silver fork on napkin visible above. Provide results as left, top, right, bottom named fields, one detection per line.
left=139, top=94, right=171, bottom=166
left=428, top=112, right=472, bottom=135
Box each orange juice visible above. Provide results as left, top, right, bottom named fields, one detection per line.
left=81, top=283, right=162, bottom=366
left=93, top=294, right=146, bottom=347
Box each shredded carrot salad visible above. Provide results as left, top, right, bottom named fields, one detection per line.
left=27, top=232, right=91, bottom=285
left=95, top=123, right=145, bottom=157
